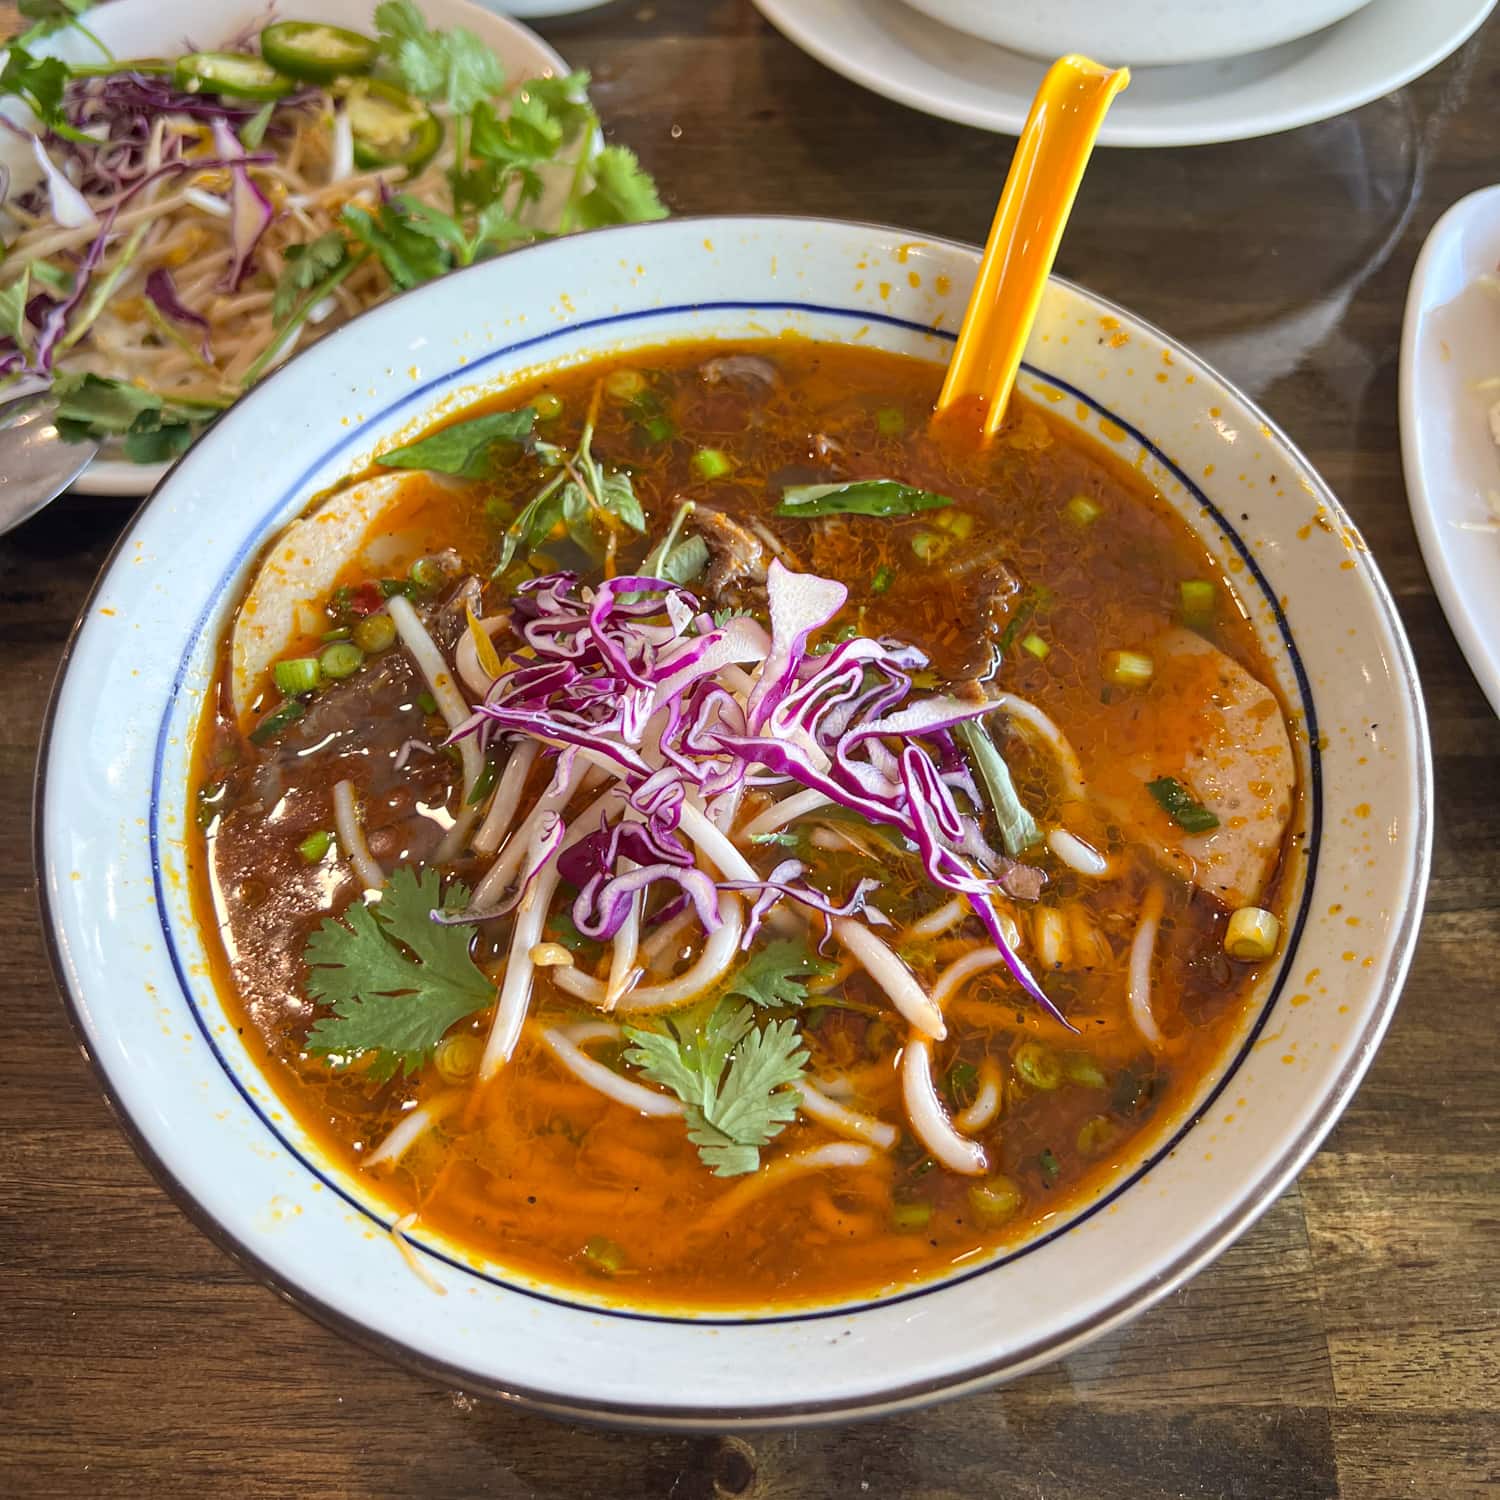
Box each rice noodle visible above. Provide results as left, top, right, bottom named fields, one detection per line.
left=553, top=894, right=745, bottom=1013
left=331, top=779, right=385, bottom=892
left=901, top=1035, right=988, bottom=1175
left=930, top=945, right=1006, bottom=1012
left=906, top=896, right=968, bottom=942
left=1127, top=883, right=1167, bottom=1050
left=991, top=692, right=1086, bottom=799
left=472, top=739, right=540, bottom=855
left=365, top=1091, right=463, bottom=1168
left=537, top=1023, right=683, bottom=1117
left=796, top=1081, right=898, bottom=1149
left=385, top=594, right=483, bottom=800
left=1047, top=827, right=1110, bottom=877
left=738, top=787, right=831, bottom=841
left=693, top=1142, right=880, bottom=1234
left=955, top=1059, right=1003, bottom=1134
left=833, top=918, right=945, bottom=1039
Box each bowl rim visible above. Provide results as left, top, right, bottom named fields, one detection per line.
left=34, top=213, right=1433, bottom=1428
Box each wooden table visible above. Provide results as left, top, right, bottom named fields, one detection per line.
left=4, top=2, right=1498, bottom=1494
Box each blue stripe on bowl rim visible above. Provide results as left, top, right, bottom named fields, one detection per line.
left=147, top=297, right=1322, bottom=1328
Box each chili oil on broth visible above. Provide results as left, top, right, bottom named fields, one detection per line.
left=189, top=336, right=1295, bottom=1311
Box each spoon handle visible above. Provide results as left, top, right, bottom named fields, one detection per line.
left=938, top=55, right=1129, bottom=435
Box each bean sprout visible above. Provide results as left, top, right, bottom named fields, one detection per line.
left=1127, top=883, right=1167, bottom=1049
left=331, top=779, right=384, bottom=892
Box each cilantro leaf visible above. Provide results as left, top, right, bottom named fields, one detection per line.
left=723, top=936, right=835, bottom=1010
left=16, top=0, right=107, bottom=58
left=50, top=372, right=224, bottom=453
left=375, top=0, right=505, bottom=116
left=342, top=200, right=450, bottom=289
left=575, top=145, right=667, bottom=229
left=0, top=46, right=89, bottom=141
left=624, top=1000, right=807, bottom=1177
left=303, top=866, right=493, bottom=1080
left=379, top=406, right=537, bottom=479
left=272, top=232, right=348, bottom=323
left=518, top=71, right=595, bottom=142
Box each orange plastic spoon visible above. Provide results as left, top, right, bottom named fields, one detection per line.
left=937, top=55, right=1129, bottom=436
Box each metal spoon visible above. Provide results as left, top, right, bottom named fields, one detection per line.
left=0, top=394, right=99, bottom=535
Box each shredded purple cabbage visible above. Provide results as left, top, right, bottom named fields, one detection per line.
left=450, top=559, right=1061, bottom=1023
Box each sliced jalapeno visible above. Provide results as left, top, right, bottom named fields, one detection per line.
left=173, top=52, right=295, bottom=101
left=346, top=80, right=444, bottom=172
left=259, top=21, right=378, bottom=83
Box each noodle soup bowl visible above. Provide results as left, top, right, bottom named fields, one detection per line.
left=38, top=215, right=1431, bottom=1427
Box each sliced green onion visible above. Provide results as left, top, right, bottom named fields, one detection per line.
left=466, top=754, right=500, bottom=806
left=1063, top=494, right=1102, bottom=527
left=1062, top=1053, right=1108, bottom=1089
left=379, top=577, right=417, bottom=599
left=319, top=641, right=364, bottom=680
left=532, top=391, right=563, bottom=421
left=1076, top=1115, right=1117, bottom=1156
left=408, top=557, right=447, bottom=592
left=946, top=1061, right=978, bottom=1104
left=582, top=1235, right=626, bottom=1275
left=416, top=690, right=439, bottom=716
left=1038, top=1148, right=1061, bottom=1184
left=1103, top=649, right=1154, bottom=687
left=876, top=406, right=905, bottom=436
left=297, top=829, right=334, bottom=863
left=1014, top=1040, right=1062, bottom=1091
left=321, top=626, right=352, bottom=642
left=891, top=1200, right=933, bottom=1233
left=1147, top=775, right=1220, bottom=833
left=1225, top=906, right=1281, bottom=961
left=968, top=1176, right=1023, bottom=1227
left=250, top=699, right=307, bottom=745
left=273, top=657, right=323, bottom=696
left=434, top=1032, right=483, bottom=1084
left=352, top=613, right=396, bottom=653
left=1020, top=633, right=1050, bottom=661
left=604, top=368, right=645, bottom=401
left=911, top=530, right=952, bottom=563
left=642, top=415, right=676, bottom=444
left=1180, top=578, right=1216, bottom=622
left=871, top=564, right=894, bottom=594
left=691, top=447, right=733, bottom=480
left=934, top=509, right=974, bottom=539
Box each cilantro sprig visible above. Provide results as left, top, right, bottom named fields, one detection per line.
left=303, top=866, right=493, bottom=1080
left=723, top=936, right=835, bottom=1010
left=624, top=1000, right=808, bottom=1177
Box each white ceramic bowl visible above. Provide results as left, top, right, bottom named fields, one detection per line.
left=37, top=216, right=1431, bottom=1427
left=897, top=0, right=1375, bottom=67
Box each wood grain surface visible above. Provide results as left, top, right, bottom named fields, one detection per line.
left=2, top=2, right=1497, bottom=1496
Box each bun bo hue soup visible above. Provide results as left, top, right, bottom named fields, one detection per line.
left=192, top=339, right=1296, bottom=1309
